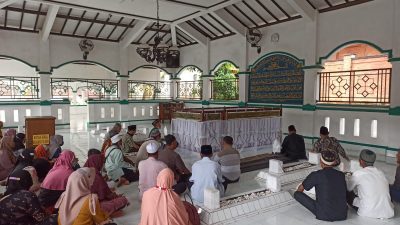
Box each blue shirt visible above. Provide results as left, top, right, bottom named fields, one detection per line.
left=190, top=157, right=224, bottom=203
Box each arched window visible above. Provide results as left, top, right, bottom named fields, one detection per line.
left=318, top=43, right=391, bottom=104
left=211, top=62, right=239, bottom=100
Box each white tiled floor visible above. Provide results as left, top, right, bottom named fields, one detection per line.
left=26, top=111, right=399, bottom=225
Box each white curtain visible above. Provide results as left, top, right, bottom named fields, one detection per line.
left=172, top=117, right=281, bottom=152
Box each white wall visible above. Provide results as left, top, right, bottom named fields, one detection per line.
left=129, top=68, right=162, bottom=81
left=0, top=59, right=37, bottom=77
left=52, top=63, right=117, bottom=79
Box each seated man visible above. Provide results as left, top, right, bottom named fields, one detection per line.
left=101, top=125, right=120, bottom=156
left=148, top=119, right=161, bottom=138
left=281, top=125, right=307, bottom=160
left=312, top=126, right=349, bottom=166
left=294, top=150, right=347, bottom=222
left=135, top=129, right=162, bottom=170
left=105, top=123, right=122, bottom=140
left=104, top=134, right=137, bottom=187
left=347, top=149, right=394, bottom=219
left=138, top=142, right=167, bottom=200
left=390, top=149, right=400, bottom=203
left=190, top=145, right=224, bottom=203
left=121, top=125, right=141, bottom=153
left=158, top=134, right=191, bottom=194
left=213, top=136, right=240, bottom=191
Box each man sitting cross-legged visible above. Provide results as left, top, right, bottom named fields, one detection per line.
left=213, top=136, right=241, bottom=192
left=347, top=149, right=394, bottom=219
left=294, top=150, right=348, bottom=222
left=281, top=125, right=307, bottom=160
left=138, top=142, right=167, bottom=200
left=190, top=145, right=224, bottom=204
left=158, top=134, right=191, bottom=195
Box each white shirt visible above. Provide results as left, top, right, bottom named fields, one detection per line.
left=347, top=166, right=394, bottom=219
left=190, top=157, right=224, bottom=204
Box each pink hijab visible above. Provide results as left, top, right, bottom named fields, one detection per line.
left=55, top=167, right=98, bottom=225
left=41, top=150, right=75, bottom=190
left=139, top=168, right=192, bottom=225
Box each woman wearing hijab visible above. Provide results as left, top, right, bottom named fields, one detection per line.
left=140, top=168, right=193, bottom=225
left=14, top=133, right=26, bottom=152
left=33, top=158, right=52, bottom=182
left=38, top=150, right=76, bottom=209
left=34, top=144, right=50, bottom=160
left=48, top=135, right=64, bottom=160
left=55, top=167, right=112, bottom=225
left=0, top=136, right=17, bottom=180
left=8, top=148, right=40, bottom=192
left=4, top=128, right=17, bottom=137
left=84, top=154, right=129, bottom=215
left=0, top=170, right=57, bottom=225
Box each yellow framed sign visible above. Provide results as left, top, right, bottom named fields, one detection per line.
left=32, top=134, right=50, bottom=146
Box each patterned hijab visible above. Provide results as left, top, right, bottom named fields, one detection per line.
left=56, top=167, right=98, bottom=225
left=4, top=169, right=33, bottom=196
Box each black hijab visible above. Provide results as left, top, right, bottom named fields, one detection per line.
left=14, top=133, right=26, bottom=152
left=13, top=148, right=35, bottom=172
left=4, top=169, right=33, bottom=196
left=32, top=158, right=52, bottom=182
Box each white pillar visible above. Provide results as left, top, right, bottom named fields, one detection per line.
left=238, top=73, right=249, bottom=102
left=118, top=75, right=129, bottom=122
left=202, top=76, right=212, bottom=100
left=390, top=62, right=400, bottom=108
left=170, top=77, right=179, bottom=100
left=39, top=71, right=52, bottom=116
left=303, top=68, right=322, bottom=106
left=118, top=76, right=129, bottom=100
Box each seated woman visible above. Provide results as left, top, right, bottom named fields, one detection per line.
left=140, top=168, right=193, bottom=225
left=14, top=133, right=26, bottom=153
left=0, top=170, right=57, bottom=225
left=34, top=144, right=50, bottom=160
left=48, top=135, right=64, bottom=160
left=33, top=158, right=52, bottom=183
left=38, top=150, right=76, bottom=210
left=0, top=136, right=17, bottom=181
left=8, top=148, right=40, bottom=192
left=84, top=154, right=129, bottom=215
left=55, top=167, right=113, bottom=225
left=4, top=128, right=16, bottom=137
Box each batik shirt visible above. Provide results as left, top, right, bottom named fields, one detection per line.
left=312, top=137, right=348, bottom=161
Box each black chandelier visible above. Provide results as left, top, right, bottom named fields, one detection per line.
left=136, top=0, right=176, bottom=64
